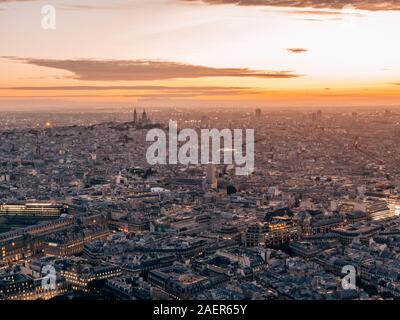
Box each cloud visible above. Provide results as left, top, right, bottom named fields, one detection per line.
left=182, top=0, right=400, bottom=11
left=3, top=0, right=399, bottom=11
left=286, top=9, right=364, bottom=19
left=60, top=3, right=140, bottom=11
left=3, top=85, right=248, bottom=91
left=287, top=48, right=308, bottom=53
left=288, top=9, right=344, bottom=15
left=3, top=57, right=301, bottom=80
left=0, top=1, right=36, bottom=12
left=0, top=1, right=134, bottom=11
left=61, top=4, right=111, bottom=11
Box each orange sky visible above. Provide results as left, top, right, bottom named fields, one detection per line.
left=0, top=0, right=399, bottom=108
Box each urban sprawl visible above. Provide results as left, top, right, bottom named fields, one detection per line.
left=1, top=107, right=400, bottom=300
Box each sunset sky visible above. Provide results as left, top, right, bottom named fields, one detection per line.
left=1, top=0, right=400, bottom=108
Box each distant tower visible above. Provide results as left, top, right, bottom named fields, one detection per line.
left=311, top=113, right=316, bottom=122
left=395, top=123, right=400, bottom=141
left=201, top=116, right=210, bottom=129
left=142, top=110, right=148, bottom=125
left=255, top=108, right=262, bottom=118
left=316, top=110, right=322, bottom=122
left=133, top=108, right=138, bottom=123
left=352, top=112, right=358, bottom=122
left=206, top=163, right=218, bottom=189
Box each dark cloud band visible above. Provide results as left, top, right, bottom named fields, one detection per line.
left=182, top=0, right=400, bottom=11
left=3, top=57, right=301, bottom=81
left=287, top=48, right=308, bottom=53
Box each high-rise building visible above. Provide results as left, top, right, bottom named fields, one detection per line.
left=206, top=163, right=217, bottom=189
left=316, top=110, right=322, bottom=122
left=311, top=112, right=317, bottom=122
left=142, top=110, right=148, bottom=125
left=255, top=108, right=262, bottom=118
left=133, top=108, right=138, bottom=123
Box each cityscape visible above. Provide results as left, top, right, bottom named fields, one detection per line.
left=1, top=107, right=400, bottom=301
left=1, top=0, right=400, bottom=305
